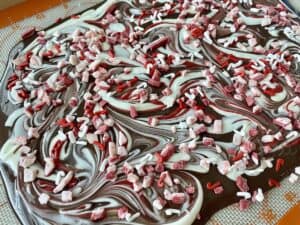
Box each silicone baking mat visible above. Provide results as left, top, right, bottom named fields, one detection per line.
left=0, top=1, right=300, bottom=225
left=0, top=0, right=68, bottom=28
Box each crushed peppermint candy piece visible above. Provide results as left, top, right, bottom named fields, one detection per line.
left=289, top=173, right=298, bottom=184
left=214, top=186, right=224, bottom=195
left=24, top=168, right=38, bottom=183
left=261, top=135, right=274, bottom=143
left=217, top=160, right=231, bottom=175
left=129, top=106, right=138, bottom=118
left=239, top=199, right=251, bottom=211
left=19, top=154, right=36, bottom=168
left=148, top=117, right=159, bottom=127
left=237, top=191, right=251, bottom=199
left=38, top=193, right=50, bottom=205
left=53, top=171, right=74, bottom=193
left=233, top=133, right=242, bottom=146
left=161, top=143, right=176, bottom=161
left=295, top=167, right=300, bottom=175
left=61, top=191, right=73, bottom=202
left=273, top=117, right=292, bottom=130
left=118, top=207, right=130, bottom=220
left=186, top=116, right=197, bottom=126
left=255, top=188, right=264, bottom=202
left=44, top=158, right=55, bottom=176
left=236, top=176, right=249, bottom=192
left=213, top=120, right=223, bottom=133
left=171, top=193, right=186, bottom=204
left=165, top=208, right=181, bottom=216
left=118, top=131, right=127, bottom=146
left=90, top=208, right=106, bottom=221
left=27, top=127, right=40, bottom=139
left=203, top=137, right=214, bottom=146
left=153, top=197, right=166, bottom=210
left=2, top=0, right=300, bottom=223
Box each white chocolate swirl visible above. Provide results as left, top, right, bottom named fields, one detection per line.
left=1, top=0, right=300, bottom=225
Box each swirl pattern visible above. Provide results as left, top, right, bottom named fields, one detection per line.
left=1, top=0, right=300, bottom=225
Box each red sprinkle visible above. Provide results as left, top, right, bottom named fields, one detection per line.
left=157, top=172, right=167, bottom=188
left=177, top=99, right=187, bottom=109
left=268, top=178, right=280, bottom=188
left=275, top=158, right=285, bottom=172
left=206, top=181, right=221, bottom=190
left=127, top=76, right=139, bottom=86
left=117, top=83, right=128, bottom=92
left=263, top=85, right=283, bottom=96
left=231, top=151, right=244, bottom=162
left=94, top=110, right=108, bottom=116
left=67, top=177, right=79, bottom=189
left=94, top=141, right=105, bottom=151
left=34, top=102, right=46, bottom=112
left=51, top=140, right=65, bottom=165
left=58, top=73, right=74, bottom=86
left=36, top=179, right=55, bottom=192
left=56, top=118, right=73, bottom=128
left=42, top=50, right=54, bottom=58
left=17, top=89, right=30, bottom=99
left=191, top=26, right=204, bottom=38
left=6, top=74, right=19, bottom=90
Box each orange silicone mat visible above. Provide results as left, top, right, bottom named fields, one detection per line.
left=0, top=1, right=299, bottom=225
left=0, top=0, right=68, bottom=28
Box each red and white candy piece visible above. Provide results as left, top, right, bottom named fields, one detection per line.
left=44, top=157, right=55, bottom=176
left=118, top=131, right=127, bottom=146
left=153, top=197, right=166, bottom=210
left=239, top=199, right=251, bottom=211
left=118, top=207, right=130, bottom=220
left=171, top=192, right=186, bottom=204
left=19, top=154, right=36, bottom=168
left=53, top=171, right=74, bottom=193
left=90, top=207, right=106, bottom=221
